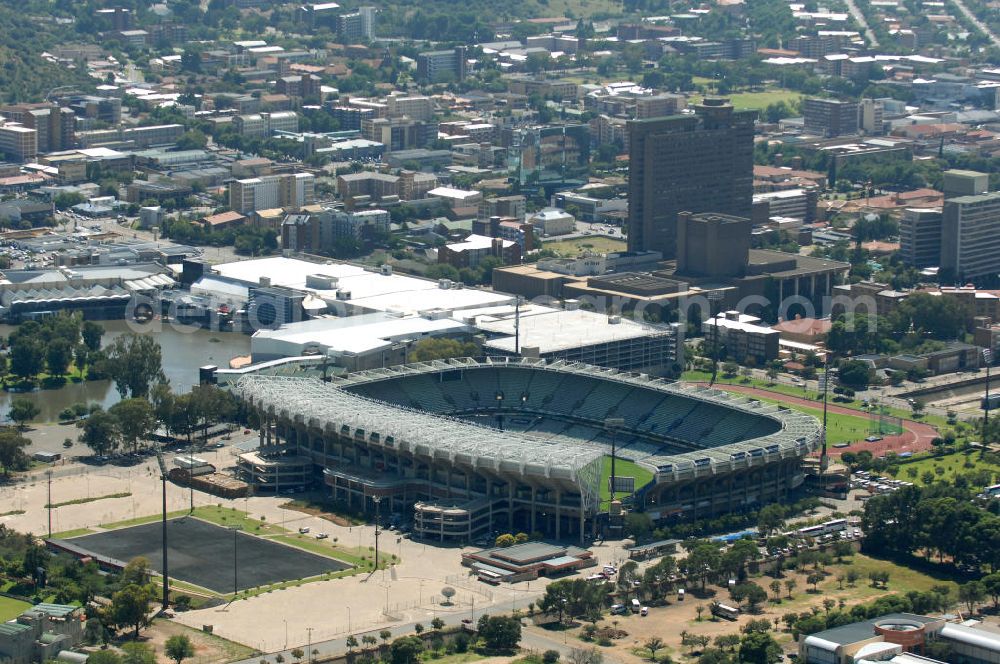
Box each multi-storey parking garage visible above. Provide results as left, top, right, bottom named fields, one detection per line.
left=236, top=357, right=822, bottom=543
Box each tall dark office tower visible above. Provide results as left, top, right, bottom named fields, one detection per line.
left=626, top=98, right=756, bottom=258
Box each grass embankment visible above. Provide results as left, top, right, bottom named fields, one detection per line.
left=0, top=596, right=31, bottom=622
left=893, top=452, right=1000, bottom=486
left=45, top=492, right=131, bottom=509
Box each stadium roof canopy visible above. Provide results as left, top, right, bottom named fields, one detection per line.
left=236, top=368, right=605, bottom=486
left=237, top=357, right=822, bottom=490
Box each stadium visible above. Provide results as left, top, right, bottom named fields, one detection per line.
left=236, top=357, right=823, bottom=544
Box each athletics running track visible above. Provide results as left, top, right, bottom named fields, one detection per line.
left=688, top=383, right=939, bottom=459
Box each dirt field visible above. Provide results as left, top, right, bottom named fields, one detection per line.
left=143, top=619, right=256, bottom=664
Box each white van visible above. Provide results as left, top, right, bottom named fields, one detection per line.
left=631, top=599, right=641, bottom=613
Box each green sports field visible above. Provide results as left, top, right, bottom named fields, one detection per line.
left=600, top=455, right=655, bottom=505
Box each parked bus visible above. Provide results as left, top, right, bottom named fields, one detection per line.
left=477, top=570, right=502, bottom=585
left=711, top=602, right=740, bottom=621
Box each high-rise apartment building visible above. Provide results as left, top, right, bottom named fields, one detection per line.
left=337, top=6, right=375, bottom=41
left=899, top=208, right=943, bottom=268
left=942, top=191, right=1000, bottom=282
left=802, top=98, right=859, bottom=137
left=229, top=173, right=315, bottom=214
left=0, top=124, right=38, bottom=163
left=416, top=47, right=467, bottom=83
left=0, top=103, right=76, bottom=154
left=626, top=98, right=755, bottom=257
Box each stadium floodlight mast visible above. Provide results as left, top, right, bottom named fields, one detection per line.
left=984, top=348, right=993, bottom=453
left=604, top=418, right=625, bottom=506
left=707, top=291, right=724, bottom=387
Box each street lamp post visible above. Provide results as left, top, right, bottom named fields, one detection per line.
left=161, top=473, right=169, bottom=610
left=306, top=627, right=313, bottom=664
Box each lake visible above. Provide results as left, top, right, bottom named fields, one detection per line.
left=0, top=319, right=251, bottom=422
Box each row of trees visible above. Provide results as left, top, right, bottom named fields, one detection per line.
left=77, top=383, right=238, bottom=456
left=861, top=482, right=1000, bottom=571
left=1, top=315, right=103, bottom=384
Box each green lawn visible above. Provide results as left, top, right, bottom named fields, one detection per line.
left=893, top=452, right=1000, bottom=487
left=0, top=596, right=31, bottom=622
left=689, top=89, right=803, bottom=111
left=600, top=455, right=655, bottom=505
left=543, top=236, right=627, bottom=257
left=269, top=533, right=392, bottom=568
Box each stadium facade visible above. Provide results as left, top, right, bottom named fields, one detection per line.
left=236, top=358, right=822, bottom=543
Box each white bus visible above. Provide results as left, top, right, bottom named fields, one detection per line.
left=711, top=602, right=740, bottom=621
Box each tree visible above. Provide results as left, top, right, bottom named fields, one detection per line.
left=109, top=398, right=156, bottom=453
left=784, top=579, right=796, bottom=598
left=47, top=339, right=73, bottom=376
left=440, top=587, right=456, bottom=605
left=0, top=429, right=29, bottom=475
left=494, top=533, right=516, bottom=547
left=109, top=583, right=153, bottom=639
left=769, top=580, right=781, bottom=601
left=838, top=360, right=872, bottom=390
left=82, top=321, right=104, bottom=352
left=123, top=642, right=157, bottom=664
left=959, top=581, right=985, bottom=614
left=806, top=572, right=824, bottom=592
left=8, top=398, right=39, bottom=431
left=568, top=648, right=603, bottom=664
left=409, top=338, right=479, bottom=362
left=389, top=636, right=424, bottom=664
left=478, top=615, right=521, bottom=652
left=379, top=630, right=392, bottom=644
left=88, top=652, right=123, bottom=664
left=644, top=638, right=664, bottom=662
left=100, top=333, right=166, bottom=399
left=685, top=543, right=721, bottom=591
left=77, top=408, right=119, bottom=456
left=431, top=617, right=444, bottom=630
left=164, top=634, right=194, bottom=664
left=738, top=632, right=781, bottom=664
left=757, top=504, right=786, bottom=537
left=9, top=338, right=44, bottom=382
left=290, top=649, right=304, bottom=663
left=345, top=635, right=358, bottom=652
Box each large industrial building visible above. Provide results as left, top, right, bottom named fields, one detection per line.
left=235, top=357, right=822, bottom=543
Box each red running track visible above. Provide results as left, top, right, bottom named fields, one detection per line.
left=689, top=383, right=939, bottom=458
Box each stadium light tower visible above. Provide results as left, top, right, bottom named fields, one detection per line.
left=604, top=418, right=625, bottom=505
left=707, top=291, right=724, bottom=386
left=495, top=391, right=505, bottom=431
left=984, top=348, right=993, bottom=454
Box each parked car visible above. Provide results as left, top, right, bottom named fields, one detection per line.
left=299, top=527, right=310, bottom=534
